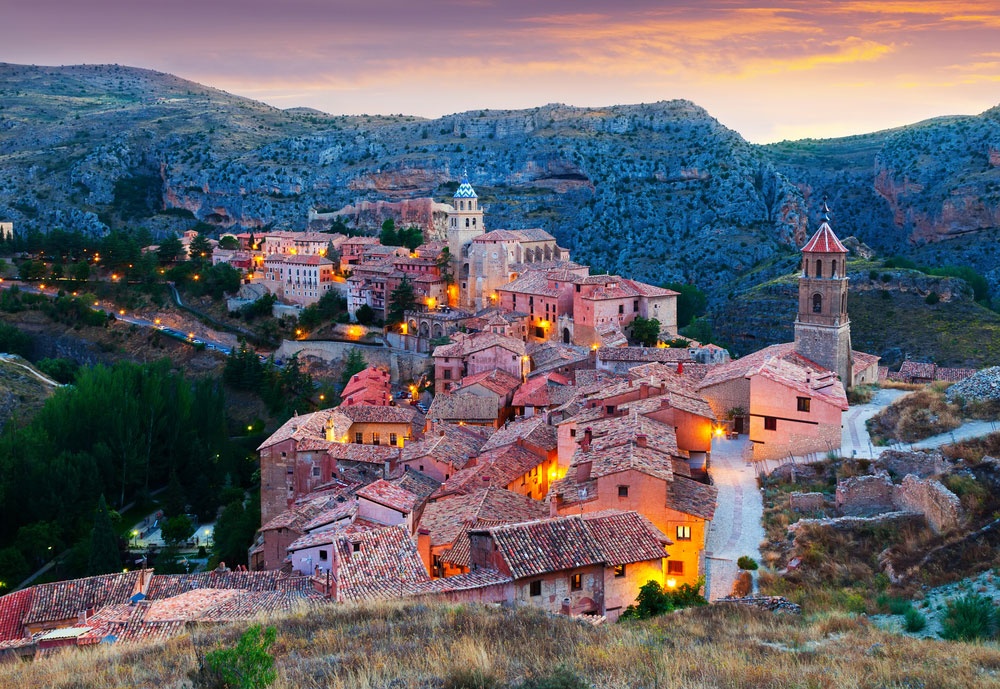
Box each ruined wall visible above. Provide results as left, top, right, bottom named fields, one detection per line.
left=834, top=471, right=895, bottom=516
left=893, top=475, right=963, bottom=534
left=789, top=492, right=826, bottom=513
left=875, top=450, right=950, bottom=479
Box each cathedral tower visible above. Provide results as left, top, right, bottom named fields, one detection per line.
left=794, top=203, right=852, bottom=384
left=446, top=175, right=485, bottom=260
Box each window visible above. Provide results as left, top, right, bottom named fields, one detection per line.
left=614, top=564, right=626, bottom=578
left=390, top=433, right=397, bottom=446
left=618, top=485, right=629, bottom=498
left=633, top=300, right=639, bottom=312
left=570, top=573, right=582, bottom=591
left=443, top=369, right=452, bottom=380
left=764, top=416, right=777, bottom=431
left=535, top=326, right=545, bottom=338
left=812, top=293, right=822, bottom=313
left=352, top=542, right=361, bottom=553
left=667, top=560, right=684, bottom=575
left=797, top=397, right=811, bottom=413
left=418, top=464, right=424, bottom=472
left=372, top=432, right=380, bottom=445
left=318, top=549, right=328, bottom=561
left=355, top=432, right=363, bottom=444
left=676, top=526, right=691, bottom=541
left=312, top=466, right=320, bottom=477
left=570, top=429, right=577, bottom=437
left=618, top=304, right=624, bottom=314
left=606, top=405, right=615, bottom=415
left=529, top=580, right=542, bottom=596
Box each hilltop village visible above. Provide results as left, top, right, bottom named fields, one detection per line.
left=0, top=175, right=940, bottom=660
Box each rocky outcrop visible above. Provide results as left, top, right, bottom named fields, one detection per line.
left=717, top=596, right=802, bottom=614
left=320, top=197, right=454, bottom=241
left=945, top=366, right=1000, bottom=402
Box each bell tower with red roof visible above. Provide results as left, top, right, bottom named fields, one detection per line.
left=794, top=201, right=852, bottom=384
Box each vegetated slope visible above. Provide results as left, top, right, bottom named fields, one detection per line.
left=2, top=601, right=999, bottom=689
left=0, top=63, right=808, bottom=296
left=0, top=354, right=58, bottom=430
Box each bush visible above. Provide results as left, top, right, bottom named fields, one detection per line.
left=203, top=624, right=277, bottom=689
left=737, top=556, right=758, bottom=571
left=619, top=578, right=706, bottom=621
left=925, top=291, right=940, bottom=305
left=940, top=594, right=996, bottom=641
left=904, top=606, right=927, bottom=632
left=444, top=668, right=501, bottom=689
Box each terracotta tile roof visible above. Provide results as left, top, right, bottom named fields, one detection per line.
left=697, top=343, right=796, bottom=390
left=23, top=570, right=150, bottom=625
left=418, top=488, right=548, bottom=547
left=436, top=445, right=546, bottom=496
left=595, top=321, right=629, bottom=348
left=328, top=404, right=424, bottom=442
left=260, top=493, right=347, bottom=532
left=511, top=375, right=575, bottom=408
left=615, top=385, right=716, bottom=421
left=598, top=347, right=693, bottom=363
left=335, top=525, right=430, bottom=601
left=624, top=280, right=680, bottom=298
left=480, top=510, right=668, bottom=579
left=801, top=222, right=848, bottom=253
left=851, top=350, right=880, bottom=372
left=301, top=500, right=358, bottom=533
left=433, top=331, right=526, bottom=358
left=497, top=271, right=563, bottom=297
left=936, top=367, right=976, bottom=382
left=627, top=361, right=710, bottom=385
left=474, top=230, right=524, bottom=242
left=748, top=353, right=848, bottom=411
left=357, top=479, right=422, bottom=513
left=326, top=442, right=401, bottom=464
left=440, top=519, right=508, bottom=567
left=198, top=590, right=325, bottom=621
left=268, top=254, right=334, bottom=267
left=456, top=369, right=522, bottom=397
left=0, top=588, right=32, bottom=641
left=390, top=469, right=442, bottom=502
left=145, top=571, right=311, bottom=599
left=480, top=416, right=559, bottom=453
left=526, top=343, right=590, bottom=375
left=426, top=391, right=498, bottom=423
left=585, top=413, right=680, bottom=457
left=142, top=589, right=241, bottom=622
left=257, top=409, right=333, bottom=451
left=402, top=423, right=487, bottom=470
left=666, top=476, right=718, bottom=520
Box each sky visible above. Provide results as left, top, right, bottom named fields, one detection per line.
left=4, top=0, right=1000, bottom=143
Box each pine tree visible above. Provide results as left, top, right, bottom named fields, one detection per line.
left=387, top=276, right=417, bottom=326
left=87, top=494, right=121, bottom=576
left=163, top=470, right=186, bottom=518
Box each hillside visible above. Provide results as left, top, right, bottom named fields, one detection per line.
left=2, top=600, right=998, bottom=689
left=0, top=353, right=59, bottom=429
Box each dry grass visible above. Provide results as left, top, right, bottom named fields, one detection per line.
left=4, top=601, right=1000, bottom=688
left=867, top=388, right=962, bottom=444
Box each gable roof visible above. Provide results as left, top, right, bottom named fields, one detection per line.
left=401, top=423, right=487, bottom=470
left=335, top=525, right=430, bottom=601
left=426, top=391, right=499, bottom=423
left=23, top=571, right=150, bottom=625
left=356, top=479, right=422, bottom=514
left=433, top=331, right=526, bottom=358
left=456, top=369, right=522, bottom=397
left=666, top=476, right=718, bottom=520
left=0, top=588, right=32, bottom=642
left=479, top=416, right=559, bottom=454
left=257, top=409, right=333, bottom=451
left=437, top=444, right=547, bottom=497
left=418, top=488, right=548, bottom=547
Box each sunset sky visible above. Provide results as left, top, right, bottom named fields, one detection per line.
left=5, top=1, right=1000, bottom=142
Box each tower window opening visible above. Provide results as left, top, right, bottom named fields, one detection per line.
left=812, top=293, right=822, bottom=313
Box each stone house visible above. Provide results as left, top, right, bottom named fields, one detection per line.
left=432, top=331, right=526, bottom=394
left=399, top=423, right=488, bottom=483
left=340, top=366, right=392, bottom=407
left=262, top=253, right=336, bottom=306
left=467, top=511, right=670, bottom=621
left=433, top=444, right=557, bottom=502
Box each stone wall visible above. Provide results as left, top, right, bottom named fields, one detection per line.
left=875, top=450, right=950, bottom=479
left=834, top=471, right=895, bottom=516
left=789, top=492, right=826, bottom=513
left=893, top=475, right=963, bottom=534
left=275, top=340, right=432, bottom=383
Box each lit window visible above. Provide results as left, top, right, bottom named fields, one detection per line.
left=676, top=526, right=691, bottom=541
left=372, top=433, right=380, bottom=445
left=797, top=397, right=811, bottom=412
left=570, top=573, right=582, bottom=591
left=390, top=433, right=397, bottom=446
left=355, top=432, right=363, bottom=444
left=614, top=564, right=626, bottom=578
left=667, top=560, right=684, bottom=575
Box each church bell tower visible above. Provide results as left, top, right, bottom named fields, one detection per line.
left=446, top=175, right=484, bottom=260
left=794, top=202, right=853, bottom=384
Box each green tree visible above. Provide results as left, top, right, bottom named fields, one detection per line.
left=355, top=303, right=376, bottom=325
left=158, top=235, right=184, bottom=264
left=70, top=261, right=91, bottom=282
left=163, top=470, right=187, bottom=518
left=34, top=358, right=79, bottom=384
left=340, top=349, right=367, bottom=388
left=204, top=624, right=278, bottom=689
left=630, top=317, right=661, bottom=347
left=0, top=322, right=32, bottom=357
left=189, top=233, right=213, bottom=262
left=387, top=276, right=417, bottom=326
left=218, top=235, right=240, bottom=251
left=18, top=259, right=46, bottom=281
left=87, top=494, right=121, bottom=576
left=665, top=282, right=707, bottom=328
left=325, top=241, right=340, bottom=269
left=50, top=263, right=64, bottom=280
left=398, top=226, right=424, bottom=251
left=680, top=317, right=713, bottom=344
left=211, top=498, right=257, bottom=567
left=379, top=219, right=398, bottom=246
left=436, top=247, right=454, bottom=285
left=160, top=514, right=195, bottom=545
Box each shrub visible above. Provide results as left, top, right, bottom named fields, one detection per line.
left=444, top=668, right=501, bottom=689
left=904, top=606, right=927, bottom=632
left=737, top=556, right=759, bottom=571
left=925, top=291, right=940, bottom=305
left=940, top=594, right=996, bottom=641
left=619, top=578, right=707, bottom=620
left=203, top=624, right=278, bottom=689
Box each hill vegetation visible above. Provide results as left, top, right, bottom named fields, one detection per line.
left=2, top=600, right=1000, bottom=689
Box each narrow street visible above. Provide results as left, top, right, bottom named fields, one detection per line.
left=703, top=436, right=765, bottom=602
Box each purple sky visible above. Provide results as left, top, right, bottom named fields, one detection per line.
left=6, top=1, right=1000, bottom=142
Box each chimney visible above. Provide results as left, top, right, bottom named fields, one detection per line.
left=417, top=527, right=432, bottom=575
left=677, top=361, right=684, bottom=374
left=439, top=429, right=445, bottom=437
left=576, top=460, right=592, bottom=483
left=581, top=427, right=593, bottom=451
left=660, top=397, right=670, bottom=409
left=636, top=434, right=648, bottom=448
left=640, top=382, right=649, bottom=398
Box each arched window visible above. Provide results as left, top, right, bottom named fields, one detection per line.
left=472, top=218, right=476, bottom=227
left=465, top=218, right=470, bottom=228
left=812, top=293, right=822, bottom=313
left=841, top=293, right=846, bottom=314
left=815, top=259, right=822, bottom=278
left=831, top=260, right=837, bottom=277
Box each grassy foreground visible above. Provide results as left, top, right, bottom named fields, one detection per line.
left=4, top=601, right=1000, bottom=688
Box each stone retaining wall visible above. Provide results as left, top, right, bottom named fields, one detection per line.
left=894, top=475, right=963, bottom=533
left=835, top=471, right=895, bottom=516
left=789, top=492, right=826, bottom=513
left=875, top=449, right=950, bottom=479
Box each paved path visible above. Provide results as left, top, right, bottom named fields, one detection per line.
left=704, top=436, right=765, bottom=601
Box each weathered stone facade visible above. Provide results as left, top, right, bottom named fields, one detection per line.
left=834, top=471, right=895, bottom=516
left=789, top=492, right=827, bottom=513
left=894, top=475, right=963, bottom=534
left=874, top=449, right=951, bottom=479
